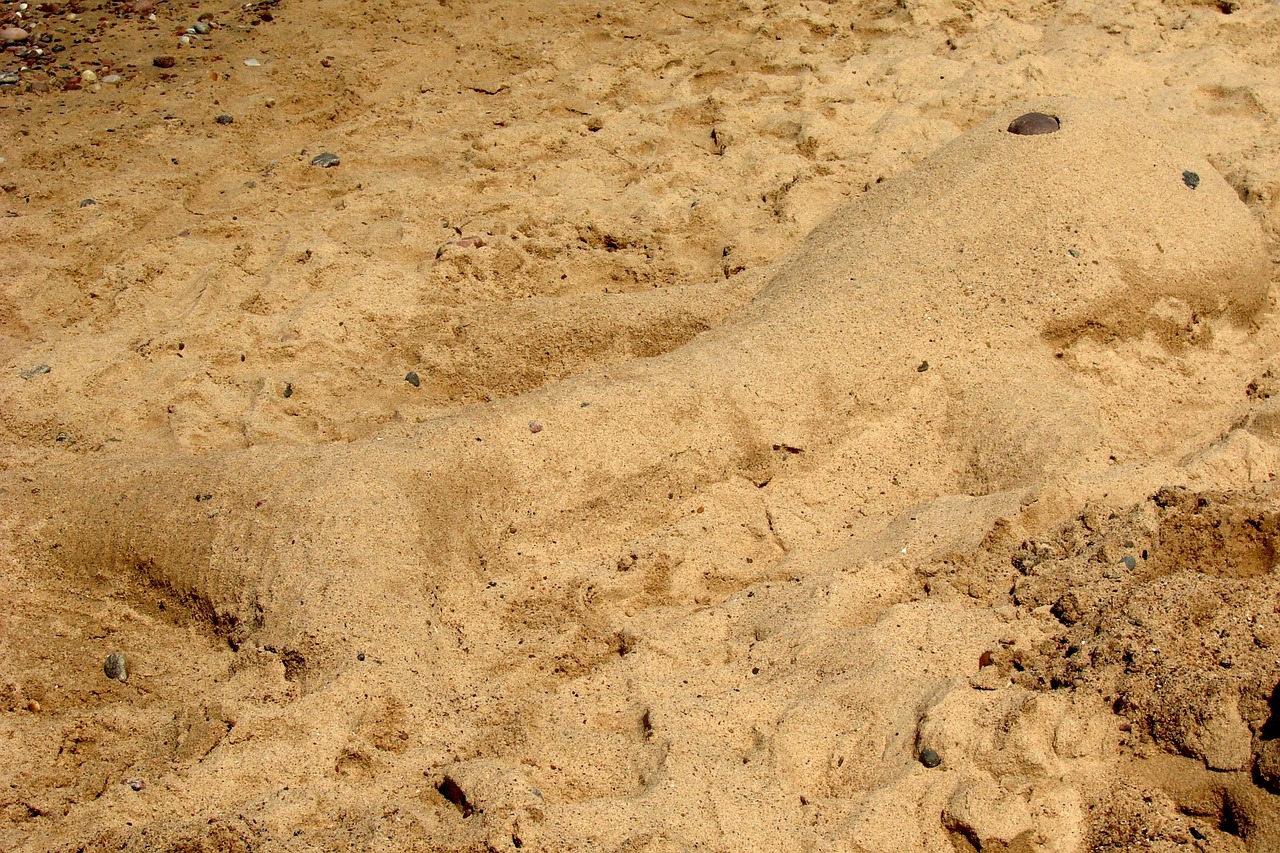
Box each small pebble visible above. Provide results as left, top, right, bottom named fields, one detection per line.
left=283, top=382, right=293, bottom=398
left=919, top=747, right=942, bottom=768
left=20, top=363, right=50, bottom=379
left=194, top=21, right=212, bottom=34
left=104, top=652, right=129, bottom=682
left=80, top=69, right=97, bottom=84
left=26, top=698, right=40, bottom=712
left=215, top=113, right=233, bottom=124
left=179, top=35, right=191, bottom=46
left=311, top=152, right=340, bottom=168
left=1120, top=555, right=1137, bottom=570
left=80, top=198, right=96, bottom=207
left=405, top=371, right=420, bottom=387
left=916, top=360, right=929, bottom=372
left=101, top=74, right=122, bottom=84
left=243, top=57, right=262, bottom=67
left=528, top=421, right=543, bottom=434
left=357, top=652, right=366, bottom=661
left=1, top=26, right=29, bottom=44
left=1182, top=170, right=1200, bottom=189
left=123, top=776, right=146, bottom=791
left=152, top=55, right=175, bottom=69
left=1007, top=112, right=1060, bottom=135
left=0, top=72, right=18, bottom=85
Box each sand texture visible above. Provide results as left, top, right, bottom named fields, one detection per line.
left=4, top=0, right=1280, bottom=850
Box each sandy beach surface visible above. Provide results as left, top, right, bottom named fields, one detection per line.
left=4, top=0, right=1280, bottom=850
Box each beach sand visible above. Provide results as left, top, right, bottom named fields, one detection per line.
left=3, top=1, right=1280, bottom=850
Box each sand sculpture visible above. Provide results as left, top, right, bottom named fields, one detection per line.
left=10, top=99, right=1275, bottom=849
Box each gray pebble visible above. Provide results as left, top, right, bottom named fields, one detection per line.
left=1182, top=170, right=1200, bottom=190
left=215, top=114, right=233, bottom=124
left=104, top=652, right=129, bottom=682
left=80, top=198, right=97, bottom=207
left=193, top=20, right=212, bottom=34
left=311, top=152, right=340, bottom=168
left=20, top=364, right=50, bottom=379
left=919, top=747, right=941, bottom=768
left=1120, top=555, right=1137, bottom=570
left=1007, top=112, right=1060, bottom=135
left=0, top=72, right=18, bottom=85
left=405, top=371, right=420, bottom=387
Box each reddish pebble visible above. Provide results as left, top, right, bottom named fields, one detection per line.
left=153, top=55, right=175, bottom=69
left=528, top=421, right=543, bottom=434
left=1, top=27, right=29, bottom=43
left=978, top=650, right=993, bottom=668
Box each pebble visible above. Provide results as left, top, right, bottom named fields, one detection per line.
left=919, top=747, right=942, bottom=768
left=1, top=27, right=29, bottom=44
left=79, top=198, right=96, bottom=207
left=1007, top=112, right=1060, bottom=135
left=153, top=55, right=175, bottom=69
left=123, top=776, right=146, bottom=791
left=26, top=698, right=40, bottom=712
left=100, top=74, right=122, bottom=84
left=194, top=21, right=212, bottom=34
left=528, top=420, right=543, bottom=433
left=1120, top=555, right=1137, bottom=570
left=20, top=363, right=50, bottom=379
left=0, top=72, right=18, bottom=85
left=311, top=152, right=340, bottom=168
left=917, top=360, right=929, bottom=372
left=80, top=69, right=97, bottom=83
left=405, top=371, right=420, bottom=387
left=1182, top=170, right=1200, bottom=189
left=104, top=651, right=129, bottom=682
left=243, top=57, right=261, bottom=67
left=215, top=113, right=233, bottom=124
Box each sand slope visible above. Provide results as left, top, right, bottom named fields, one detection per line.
left=4, top=1, right=1280, bottom=851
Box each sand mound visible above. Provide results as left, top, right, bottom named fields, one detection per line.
left=5, top=1, right=1280, bottom=850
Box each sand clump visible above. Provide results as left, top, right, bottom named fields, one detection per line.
left=3, top=1, right=1280, bottom=851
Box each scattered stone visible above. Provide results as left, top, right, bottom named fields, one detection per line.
left=152, top=55, right=176, bottom=69
left=1067, top=248, right=1081, bottom=258
left=215, top=113, right=233, bottom=124
left=101, top=74, right=122, bottom=84
left=1, top=26, right=29, bottom=44
left=80, top=69, right=97, bottom=84
left=1182, top=170, right=1200, bottom=189
left=1120, top=555, right=1137, bottom=570
left=26, top=699, right=40, bottom=712
left=528, top=421, right=543, bottom=434
left=311, top=152, right=340, bottom=168
left=20, top=364, right=50, bottom=379
left=283, top=382, right=293, bottom=398
left=917, top=360, right=929, bottom=372
left=123, top=776, right=146, bottom=791
left=1007, top=112, right=1060, bottom=135
left=243, top=57, right=262, bottom=67
left=405, top=371, right=420, bottom=387
left=79, top=198, right=96, bottom=207
left=357, top=652, right=366, bottom=661
left=0, top=72, right=18, bottom=85
left=919, top=747, right=942, bottom=768
left=104, top=652, right=129, bottom=683
left=193, top=21, right=212, bottom=34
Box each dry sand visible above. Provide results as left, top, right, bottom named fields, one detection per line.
left=4, top=0, right=1280, bottom=850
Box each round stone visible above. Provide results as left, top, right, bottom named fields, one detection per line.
left=405, top=371, right=420, bottom=387
left=919, top=747, right=941, bottom=768
left=1182, top=170, right=1200, bottom=189
left=311, top=152, right=340, bottom=168
left=104, top=652, right=129, bottom=682
left=1007, top=112, right=1060, bottom=135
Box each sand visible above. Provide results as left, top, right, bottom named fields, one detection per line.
left=3, top=0, right=1280, bottom=850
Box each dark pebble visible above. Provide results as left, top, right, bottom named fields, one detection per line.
left=153, top=55, right=176, bottom=69
left=20, top=364, right=51, bottom=379
left=1189, top=827, right=1205, bottom=841
left=104, top=651, right=129, bottom=682
left=405, top=371, right=420, bottom=387
left=1182, top=170, right=1200, bottom=189
left=283, top=382, right=293, bottom=398
left=311, top=152, right=340, bottom=168
left=1007, top=112, right=1060, bottom=135
left=215, top=113, right=233, bottom=124
left=919, top=747, right=941, bottom=768
left=1067, top=248, right=1081, bottom=258
left=917, top=360, right=929, bottom=372
left=80, top=198, right=96, bottom=207
left=1120, top=555, right=1137, bottom=570
left=357, top=652, right=366, bottom=661
left=193, top=21, right=212, bottom=34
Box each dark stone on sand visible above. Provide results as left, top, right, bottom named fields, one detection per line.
left=919, top=747, right=941, bottom=768
left=104, top=651, right=129, bottom=682
left=1120, top=555, right=1137, bottom=570
left=215, top=113, right=233, bottom=124
left=917, top=360, right=929, bottom=372
left=194, top=21, right=212, bottom=34
left=20, top=364, right=51, bottom=379
left=283, top=382, right=293, bottom=398
left=1007, top=112, right=1060, bottom=135
left=80, top=198, right=96, bottom=207
left=1182, top=170, right=1200, bottom=189
left=311, top=152, right=340, bottom=168
left=153, top=55, right=176, bottom=69
left=405, top=371, right=420, bottom=387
